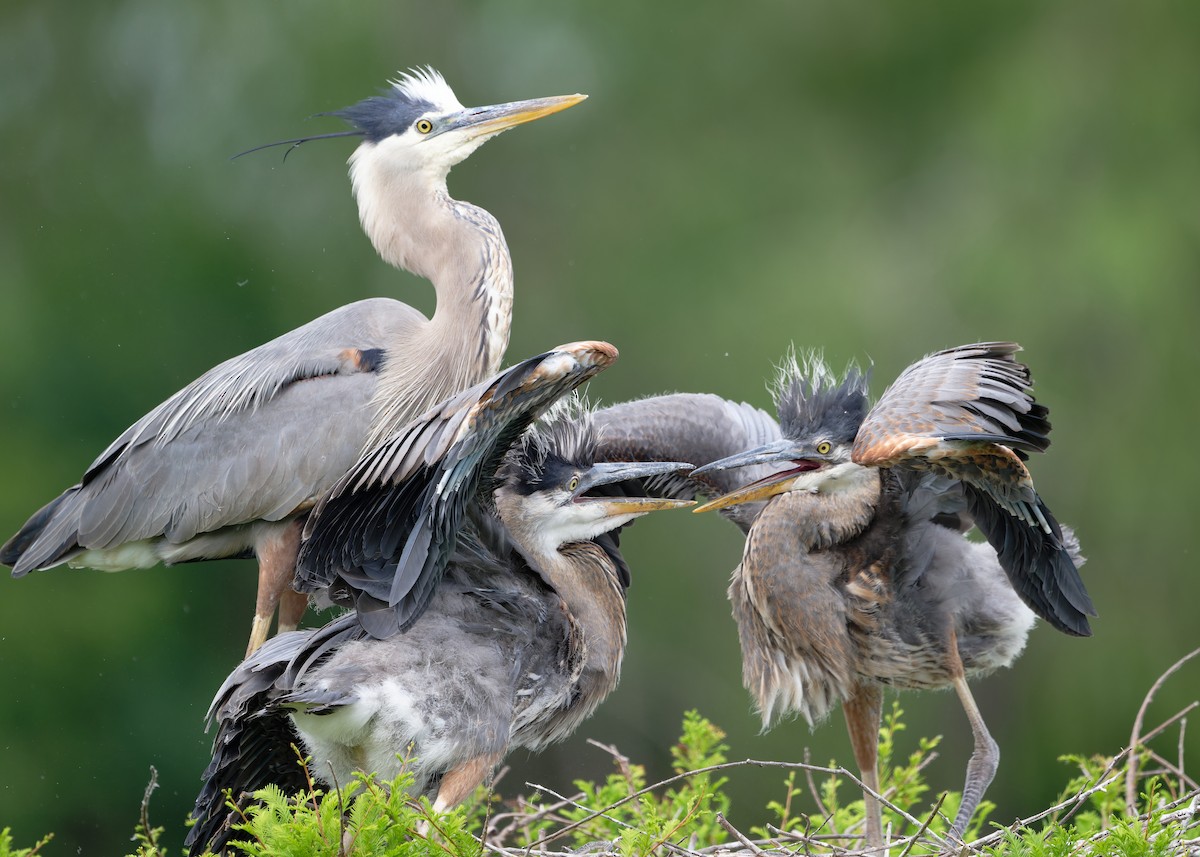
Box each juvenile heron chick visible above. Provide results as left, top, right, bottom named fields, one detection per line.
left=692, top=342, right=1092, bottom=849
left=186, top=341, right=693, bottom=855
left=2, top=68, right=586, bottom=656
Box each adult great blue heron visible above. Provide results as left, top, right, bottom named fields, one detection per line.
left=691, top=343, right=1093, bottom=848
left=185, top=340, right=693, bottom=855
left=1, top=68, right=585, bottom=655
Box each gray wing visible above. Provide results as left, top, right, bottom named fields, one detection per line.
left=592, top=393, right=783, bottom=533
left=296, top=341, right=617, bottom=639
left=187, top=612, right=365, bottom=857
left=3, top=298, right=422, bottom=575
left=853, top=343, right=1094, bottom=637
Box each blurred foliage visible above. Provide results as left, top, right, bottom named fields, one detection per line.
left=1, top=1, right=1198, bottom=854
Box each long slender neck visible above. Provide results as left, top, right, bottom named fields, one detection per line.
left=552, top=541, right=628, bottom=686
left=349, top=145, right=514, bottom=448
left=497, top=496, right=627, bottom=691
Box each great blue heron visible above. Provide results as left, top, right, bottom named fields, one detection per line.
left=689, top=342, right=1093, bottom=848
left=185, top=340, right=693, bottom=855
left=1, top=68, right=585, bottom=655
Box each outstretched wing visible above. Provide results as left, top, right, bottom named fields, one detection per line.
left=853, top=342, right=1050, bottom=468
left=296, top=341, right=618, bottom=639
left=3, top=298, right=419, bottom=574
left=852, top=342, right=1094, bottom=636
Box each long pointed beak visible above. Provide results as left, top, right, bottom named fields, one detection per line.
left=575, top=460, right=696, bottom=516
left=690, top=440, right=816, bottom=514
left=692, top=472, right=804, bottom=514
left=689, top=439, right=798, bottom=479
left=442, top=93, right=587, bottom=141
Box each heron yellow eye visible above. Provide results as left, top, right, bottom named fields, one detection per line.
left=568, top=476, right=580, bottom=492
left=415, top=119, right=434, bottom=134
left=816, top=441, right=832, bottom=455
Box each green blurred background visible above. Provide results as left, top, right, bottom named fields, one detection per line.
left=2, top=2, right=1197, bottom=853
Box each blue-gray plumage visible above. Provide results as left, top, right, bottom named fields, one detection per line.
left=296, top=340, right=627, bottom=638
left=689, top=342, right=1091, bottom=848
left=1, top=68, right=586, bottom=655
left=185, top=341, right=693, bottom=856
left=590, top=392, right=787, bottom=532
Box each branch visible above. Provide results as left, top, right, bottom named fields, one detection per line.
left=1125, top=646, right=1200, bottom=815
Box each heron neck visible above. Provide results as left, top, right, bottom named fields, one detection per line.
left=765, top=464, right=881, bottom=550
left=553, top=541, right=628, bottom=696
left=507, top=526, right=627, bottom=694
left=351, top=154, right=514, bottom=447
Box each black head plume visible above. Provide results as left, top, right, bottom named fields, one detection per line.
left=503, top=397, right=598, bottom=495
left=771, top=350, right=870, bottom=444
left=231, top=67, right=452, bottom=161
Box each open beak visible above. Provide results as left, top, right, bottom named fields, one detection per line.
left=574, top=461, right=696, bottom=516
left=691, top=440, right=824, bottom=514
left=442, top=93, right=587, bottom=141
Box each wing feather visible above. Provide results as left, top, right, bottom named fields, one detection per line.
left=4, top=299, right=416, bottom=575
left=853, top=342, right=1050, bottom=468
left=296, top=342, right=616, bottom=639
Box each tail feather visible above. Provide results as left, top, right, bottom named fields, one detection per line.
left=2, top=487, right=81, bottom=575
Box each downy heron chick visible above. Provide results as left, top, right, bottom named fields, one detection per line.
left=2, top=68, right=585, bottom=655
left=691, top=342, right=1092, bottom=848
left=186, top=341, right=693, bottom=854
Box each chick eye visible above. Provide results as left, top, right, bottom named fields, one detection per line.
left=816, top=441, right=832, bottom=455
left=568, top=476, right=580, bottom=492
left=415, top=118, right=434, bottom=134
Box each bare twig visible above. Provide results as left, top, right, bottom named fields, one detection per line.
left=969, top=771, right=1123, bottom=850
left=803, top=748, right=832, bottom=825
left=896, top=792, right=945, bottom=857
left=716, top=813, right=767, bottom=857
left=139, top=765, right=160, bottom=849
left=1125, top=647, right=1200, bottom=815
left=523, top=758, right=855, bottom=849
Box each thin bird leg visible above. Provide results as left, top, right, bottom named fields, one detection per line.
left=945, top=629, right=999, bottom=840
left=842, top=682, right=885, bottom=852
left=246, top=519, right=303, bottom=657
left=432, top=752, right=504, bottom=813
left=276, top=587, right=310, bottom=634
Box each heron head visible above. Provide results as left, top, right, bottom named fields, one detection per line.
left=496, top=402, right=693, bottom=554
left=334, top=68, right=585, bottom=179
left=691, top=352, right=871, bottom=512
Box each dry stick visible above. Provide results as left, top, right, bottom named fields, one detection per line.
left=487, top=794, right=580, bottom=844
left=493, top=699, right=1196, bottom=857
left=1125, top=646, right=1200, bottom=816
left=138, top=766, right=160, bottom=851
left=896, top=792, right=946, bottom=857
left=802, top=748, right=834, bottom=834
left=1180, top=715, right=1190, bottom=788
left=523, top=758, right=924, bottom=851
left=715, top=813, right=768, bottom=857
left=523, top=759, right=827, bottom=849
left=1077, top=793, right=1199, bottom=850
left=522, top=781, right=703, bottom=857
left=1144, top=748, right=1200, bottom=794
left=967, top=771, right=1122, bottom=850
left=967, top=702, right=1200, bottom=853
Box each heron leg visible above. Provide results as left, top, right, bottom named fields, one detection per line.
left=277, top=586, right=310, bottom=634
left=842, top=682, right=885, bottom=852
left=246, top=519, right=303, bottom=657
left=432, top=752, right=503, bottom=814
left=946, top=631, right=999, bottom=841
